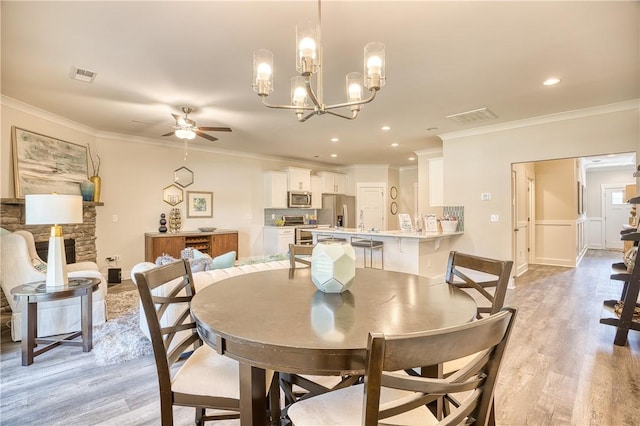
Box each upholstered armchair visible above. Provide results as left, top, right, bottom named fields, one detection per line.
left=0, top=230, right=107, bottom=341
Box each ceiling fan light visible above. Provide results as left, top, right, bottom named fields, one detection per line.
left=175, top=129, right=196, bottom=140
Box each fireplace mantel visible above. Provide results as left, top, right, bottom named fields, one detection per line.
left=1, top=198, right=104, bottom=206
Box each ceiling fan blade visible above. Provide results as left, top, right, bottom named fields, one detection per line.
left=170, top=113, right=181, bottom=123
left=195, top=130, right=218, bottom=142
left=161, top=131, right=175, bottom=137
left=198, top=126, right=232, bottom=132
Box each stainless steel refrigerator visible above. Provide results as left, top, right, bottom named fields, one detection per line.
left=318, top=194, right=356, bottom=228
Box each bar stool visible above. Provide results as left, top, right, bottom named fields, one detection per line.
left=350, top=236, right=384, bottom=269
left=317, top=234, right=347, bottom=243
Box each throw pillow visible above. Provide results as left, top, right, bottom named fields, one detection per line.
left=32, top=257, right=47, bottom=273
left=190, top=257, right=213, bottom=272
left=155, top=254, right=178, bottom=266
left=210, top=251, right=236, bottom=270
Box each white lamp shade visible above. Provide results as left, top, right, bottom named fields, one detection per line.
left=25, top=194, right=83, bottom=225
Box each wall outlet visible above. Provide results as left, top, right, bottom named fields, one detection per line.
left=481, top=193, right=491, bottom=201
left=113, top=254, right=121, bottom=261
left=112, top=215, right=118, bottom=222
left=490, top=214, right=499, bottom=222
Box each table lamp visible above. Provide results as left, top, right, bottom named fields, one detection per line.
left=25, top=194, right=83, bottom=288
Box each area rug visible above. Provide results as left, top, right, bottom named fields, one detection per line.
left=93, top=289, right=153, bottom=366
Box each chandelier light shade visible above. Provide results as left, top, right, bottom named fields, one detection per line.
left=25, top=194, right=83, bottom=288
left=252, top=0, right=385, bottom=122
left=175, top=128, right=196, bottom=140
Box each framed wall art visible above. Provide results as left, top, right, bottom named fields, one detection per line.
left=12, top=127, right=88, bottom=197
left=187, top=191, right=214, bottom=218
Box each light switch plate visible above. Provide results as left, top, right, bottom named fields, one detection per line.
left=490, top=214, right=499, bottom=222
left=481, top=193, right=491, bottom=201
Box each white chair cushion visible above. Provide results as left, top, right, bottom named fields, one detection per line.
left=172, top=344, right=240, bottom=398
left=287, top=383, right=438, bottom=426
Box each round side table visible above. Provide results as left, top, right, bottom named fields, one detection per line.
left=11, top=277, right=101, bottom=366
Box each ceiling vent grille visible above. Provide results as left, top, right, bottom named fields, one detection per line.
left=446, top=107, right=497, bottom=125
left=70, top=67, right=97, bottom=83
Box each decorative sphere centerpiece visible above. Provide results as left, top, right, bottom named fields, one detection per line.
left=311, top=241, right=356, bottom=293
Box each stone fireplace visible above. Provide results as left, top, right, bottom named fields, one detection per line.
left=0, top=198, right=102, bottom=310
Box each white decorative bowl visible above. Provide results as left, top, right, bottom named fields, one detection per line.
left=440, top=220, right=458, bottom=233
left=198, top=227, right=217, bottom=232
left=311, top=241, right=356, bottom=293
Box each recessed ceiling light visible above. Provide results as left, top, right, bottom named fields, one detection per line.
left=408, top=157, right=415, bottom=161
left=391, top=143, right=399, bottom=147
left=330, top=154, right=337, bottom=158
left=381, top=126, right=391, bottom=131
left=330, top=137, right=339, bottom=142
left=543, top=77, right=560, bottom=86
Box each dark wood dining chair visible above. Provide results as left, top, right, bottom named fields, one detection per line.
left=134, top=259, right=277, bottom=425
left=445, top=251, right=514, bottom=319
left=289, top=243, right=314, bottom=269
left=287, top=307, right=518, bottom=425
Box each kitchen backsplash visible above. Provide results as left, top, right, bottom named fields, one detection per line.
left=442, top=205, right=464, bottom=231
left=264, top=209, right=319, bottom=226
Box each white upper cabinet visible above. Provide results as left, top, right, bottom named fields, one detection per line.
left=264, top=171, right=288, bottom=208
left=317, top=171, right=346, bottom=194
left=310, top=175, right=322, bottom=209
left=283, top=167, right=311, bottom=191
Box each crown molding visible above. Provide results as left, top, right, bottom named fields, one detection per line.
left=414, top=147, right=443, bottom=158
left=440, top=99, right=640, bottom=141
left=2, top=95, right=98, bottom=135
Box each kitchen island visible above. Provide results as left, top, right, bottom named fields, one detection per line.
left=309, top=228, right=463, bottom=282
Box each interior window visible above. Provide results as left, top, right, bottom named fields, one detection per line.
left=611, top=191, right=625, bottom=205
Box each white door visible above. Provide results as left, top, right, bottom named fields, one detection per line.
left=357, top=185, right=385, bottom=230
left=603, top=186, right=631, bottom=250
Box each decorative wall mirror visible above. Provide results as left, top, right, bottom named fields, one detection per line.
left=163, top=184, right=184, bottom=206
left=390, top=186, right=398, bottom=200
left=390, top=201, right=398, bottom=215
left=174, top=166, right=194, bottom=188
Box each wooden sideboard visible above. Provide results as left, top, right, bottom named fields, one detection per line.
left=144, top=230, right=238, bottom=262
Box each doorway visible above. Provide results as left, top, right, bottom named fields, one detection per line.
left=357, top=184, right=385, bottom=230
left=602, top=184, right=632, bottom=250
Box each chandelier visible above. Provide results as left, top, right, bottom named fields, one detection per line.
left=252, top=0, right=386, bottom=122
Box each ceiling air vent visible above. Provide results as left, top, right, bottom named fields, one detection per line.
left=446, top=107, right=497, bottom=125
left=70, top=67, right=97, bottom=83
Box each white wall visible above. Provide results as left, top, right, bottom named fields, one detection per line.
left=441, top=102, right=640, bottom=262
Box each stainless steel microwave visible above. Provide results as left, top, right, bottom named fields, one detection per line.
left=288, top=191, right=312, bottom=208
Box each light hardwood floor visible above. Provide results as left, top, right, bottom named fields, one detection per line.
left=1, top=250, right=639, bottom=425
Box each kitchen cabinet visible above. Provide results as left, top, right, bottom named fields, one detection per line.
left=310, top=175, right=322, bottom=209
left=263, top=227, right=295, bottom=255
left=145, top=230, right=239, bottom=262
left=283, top=167, right=311, bottom=191
left=264, top=171, right=288, bottom=208
left=317, top=171, right=346, bottom=194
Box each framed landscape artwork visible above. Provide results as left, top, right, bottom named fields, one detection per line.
left=187, top=191, right=213, bottom=218
left=12, top=127, right=88, bottom=197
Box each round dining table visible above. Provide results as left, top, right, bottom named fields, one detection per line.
left=191, top=267, right=477, bottom=425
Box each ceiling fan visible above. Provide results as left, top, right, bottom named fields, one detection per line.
left=134, top=106, right=232, bottom=142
